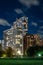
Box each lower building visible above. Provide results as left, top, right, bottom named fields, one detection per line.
left=23, top=34, right=38, bottom=56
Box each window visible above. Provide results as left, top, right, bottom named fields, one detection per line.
left=16, top=39, right=20, bottom=44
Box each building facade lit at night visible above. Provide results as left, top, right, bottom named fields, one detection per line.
left=3, top=16, right=28, bottom=56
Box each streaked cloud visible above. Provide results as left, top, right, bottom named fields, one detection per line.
left=37, top=30, right=43, bottom=38
left=32, top=22, right=38, bottom=27
left=0, top=19, right=10, bottom=26
left=14, top=8, right=23, bottom=14
left=19, top=0, right=39, bottom=8
left=40, top=26, right=43, bottom=29
left=37, top=30, right=43, bottom=34
left=39, top=20, right=43, bottom=22
left=39, top=34, right=43, bottom=38
left=38, top=33, right=43, bottom=38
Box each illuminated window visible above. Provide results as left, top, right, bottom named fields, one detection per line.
left=16, top=39, right=20, bottom=44
left=6, top=37, right=9, bottom=40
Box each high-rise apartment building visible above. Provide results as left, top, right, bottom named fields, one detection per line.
left=3, top=16, right=28, bottom=56
left=13, top=16, right=28, bottom=56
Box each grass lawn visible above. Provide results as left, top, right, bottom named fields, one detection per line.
left=0, top=57, right=43, bottom=65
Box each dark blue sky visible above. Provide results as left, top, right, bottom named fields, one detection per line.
left=0, top=0, right=43, bottom=39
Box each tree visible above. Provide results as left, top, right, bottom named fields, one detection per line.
left=26, top=45, right=43, bottom=57
left=0, top=44, right=3, bottom=57
left=6, top=47, right=13, bottom=57
left=26, top=47, right=35, bottom=57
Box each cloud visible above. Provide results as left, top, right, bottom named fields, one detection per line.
left=40, top=26, right=43, bottom=29
left=15, top=8, right=23, bottom=14
left=39, top=20, right=43, bottom=22
left=38, top=33, right=43, bottom=38
left=39, top=34, right=43, bottom=38
left=32, top=22, right=38, bottom=27
left=19, top=0, right=39, bottom=8
left=37, top=30, right=43, bottom=34
left=37, top=30, right=43, bottom=38
left=0, top=19, right=10, bottom=26
left=41, top=6, right=43, bottom=11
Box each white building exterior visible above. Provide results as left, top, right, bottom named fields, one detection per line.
left=3, top=16, right=28, bottom=56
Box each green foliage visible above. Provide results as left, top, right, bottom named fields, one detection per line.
left=26, top=46, right=43, bottom=57
left=26, top=47, right=35, bottom=57
left=6, top=47, right=13, bottom=57
left=0, top=44, right=3, bottom=57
